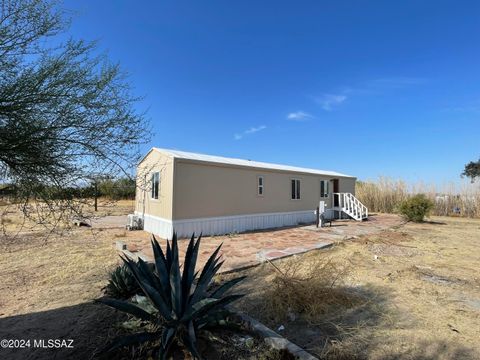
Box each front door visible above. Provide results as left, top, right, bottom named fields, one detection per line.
left=332, top=179, right=339, bottom=207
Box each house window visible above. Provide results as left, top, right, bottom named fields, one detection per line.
left=320, top=180, right=329, bottom=197
left=257, top=176, right=264, bottom=196
left=151, top=172, right=159, bottom=199
left=291, top=179, right=301, bottom=200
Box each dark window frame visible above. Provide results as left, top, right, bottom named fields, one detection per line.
left=257, top=176, right=264, bottom=196
left=151, top=172, right=160, bottom=199
left=320, top=180, right=329, bottom=198
left=291, top=179, right=301, bottom=200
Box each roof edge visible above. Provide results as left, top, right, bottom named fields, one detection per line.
left=148, top=147, right=356, bottom=178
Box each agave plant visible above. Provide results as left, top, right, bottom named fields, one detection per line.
left=105, top=263, right=142, bottom=299
left=98, top=233, right=245, bottom=359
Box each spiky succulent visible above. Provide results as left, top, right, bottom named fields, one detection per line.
left=105, top=263, right=142, bottom=299
left=98, top=233, right=245, bottom=359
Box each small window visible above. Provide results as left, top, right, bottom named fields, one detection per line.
left=257, top=176, right=264, bottom=196
left=291, top=179, right=301, bottom=200
left=320, top=180, right=329, bottom=198
left=151, top=172, right=159, bottom=199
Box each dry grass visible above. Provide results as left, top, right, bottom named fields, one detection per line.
left=0, top=198, right=134, bottom=235
left=357, top=177, right=480, bottom=218
left=260, top=257, right=359, bottom=324
left=0, top=202, right=144, bottom=360
left=231, top=216, right=480, bottom=359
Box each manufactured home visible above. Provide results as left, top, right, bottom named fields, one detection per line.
left=134, top=148, right=367, bottom=238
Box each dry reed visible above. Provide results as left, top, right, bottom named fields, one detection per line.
left=356, top=177, right=480, bottom=218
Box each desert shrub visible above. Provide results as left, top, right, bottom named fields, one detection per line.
left=105, top=264, right=142, bottom=299
left=398, top=194, right=434, bottom=222
left=97, top=177, right=136, bottom=200
left=98, top=234, right=245, bottom=359
left=261, top=257, right=359, bottom=323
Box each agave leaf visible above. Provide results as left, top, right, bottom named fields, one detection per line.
left=137, top=257, right=161, bottom=290
left=189, top=243, right=223, bottom=304
left=191, top=259, right=225, bottom=304
left=161, top=327, right=175, bottom=349
left=183, top=320, right=202, bottom=360
left=166, top=234, right=173, bottom=269
left=183, top=294, right=244, bottom=322
left=191, top=297, right=217, bottom=312
left=159, top=327, right=176, bottom=360
left=212, top=260, right=225, bottom=277
left=96, top=298, right=155, bottom=322
left=140, top=281, right=174, bottom=321
left=210, top=276, right=246, bottom=299
left=181, top=233, right=201, bottom=311
left=120, top=258, right=173, bottom=321
left=169, top=234, right=182, bottom=318
left=151, top=236, right=170, bottom=298
left=99, top=331, right=160, bottom=353
left=132, top=295, right=158, bottom=314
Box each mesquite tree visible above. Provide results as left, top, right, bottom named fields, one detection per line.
left=462, top=158, right=480, bottom=183
left=0, top=0, right=150, bottom=230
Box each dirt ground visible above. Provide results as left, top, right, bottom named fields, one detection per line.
left=229, top=216, right=480, bottom=359
left=1, top=206, right=479, bottom=359
left=0, top=200, right=136, bottom=360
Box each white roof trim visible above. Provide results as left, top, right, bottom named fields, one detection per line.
left=150, top=148, right=355, bottom=178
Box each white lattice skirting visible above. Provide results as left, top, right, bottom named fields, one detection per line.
left=136, top=210, right=316, bottom=239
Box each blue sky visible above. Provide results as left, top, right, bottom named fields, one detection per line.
left=65, top=0, right=480, bottom=184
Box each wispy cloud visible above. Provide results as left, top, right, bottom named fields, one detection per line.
left=308, top=76, right=424, bottom=112
left=286, top=111, right=313, bottom=121
left=314, top=94, right=347, bottom=111
left=234, top=125, right=267, bottom=140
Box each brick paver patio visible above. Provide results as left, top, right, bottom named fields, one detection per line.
left=122, top=214, right=403, bottom=273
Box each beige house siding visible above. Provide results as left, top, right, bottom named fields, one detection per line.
left=172, top=159, right=355, bottom=220
left=135, top=150, right=175, bottom=220
left=338, top=177, right=356, bottom=195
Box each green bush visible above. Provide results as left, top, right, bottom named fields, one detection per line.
left=105, top=264, right=142, bottom=299
left=398, top=194, right=434, bottom=222
left=98, top=234, right=245, bottom=359
left=97, top=177, right=136, bottom=200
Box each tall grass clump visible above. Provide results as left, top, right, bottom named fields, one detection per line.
left=356, top=177, right=409, bottom=213
left=357, top=177, right=480, bottom=218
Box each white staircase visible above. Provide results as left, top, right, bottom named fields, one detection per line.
left=333, top=193, right=368, bottom=221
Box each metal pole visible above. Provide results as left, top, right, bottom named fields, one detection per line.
left=94, top=179, right=98, bottom=212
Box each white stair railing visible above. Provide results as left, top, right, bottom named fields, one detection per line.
left=333, top=193, right=368, bottom=221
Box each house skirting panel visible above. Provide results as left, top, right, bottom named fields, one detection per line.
left=136, top=212, right=174, bottom=239
left=137, top=210, right=316, bottom=239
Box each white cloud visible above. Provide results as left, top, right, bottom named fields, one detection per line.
left=314, top=94, right=347, bottom=111
left=308, top=76, right=424, bottom=112
left=287, top=111, right=313, bottom=121
left=245, top=125, right=266, bottom=134
left=234, top=125, right=267, bottom=140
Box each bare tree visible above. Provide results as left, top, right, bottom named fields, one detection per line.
left=0, top=0, right=150, bottom=230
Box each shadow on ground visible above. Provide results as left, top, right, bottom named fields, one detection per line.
left=0, top=302, right=126, bottom=360
left=379, top=341, right=477, bottom=360
left=231, top=264, right=479, bottom=360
